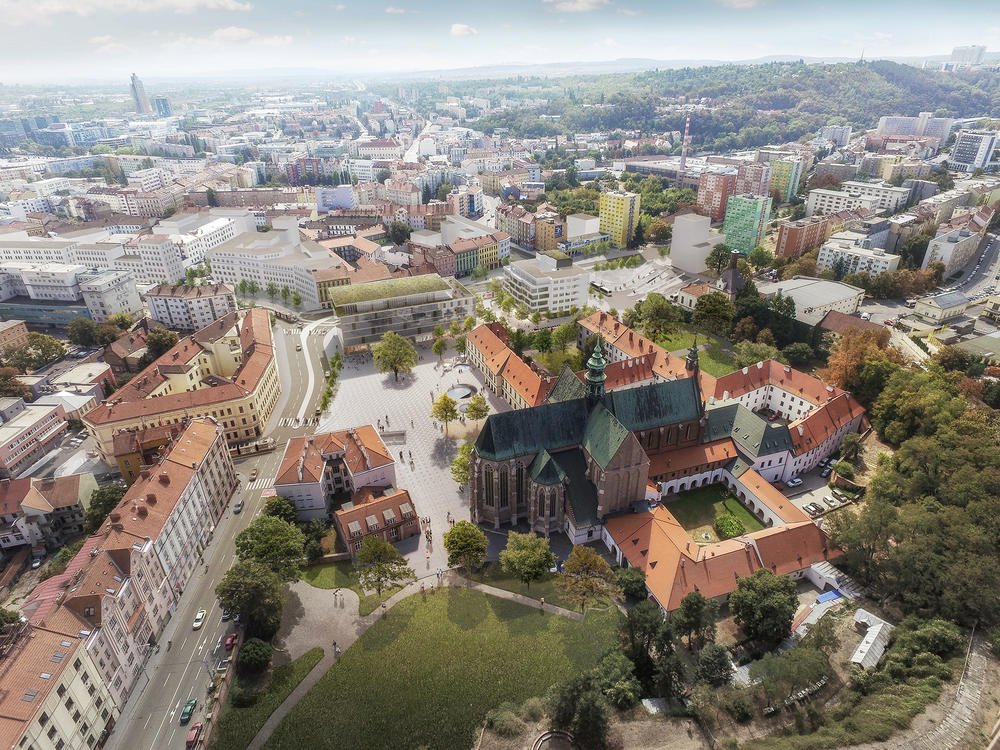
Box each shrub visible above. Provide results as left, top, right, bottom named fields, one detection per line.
left=230, top=684, right=260, bottom=707
left=727, top=694, right=754, bottom=723
left=239, top=637, right=273, bottom=674
left=485, top=708, right=525, bottom=737
left=832, top=461, right=854, bottom=479
left=616, top=567, right=648, bottom=599
left=520, top=696, right=546, bottom=722
left=714, top=514, right=746, bottom=539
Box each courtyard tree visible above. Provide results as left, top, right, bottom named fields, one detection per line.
left=235, top=515, right=307, bottom=582
left=387, top=220, right=411, bottom=245
left=674, top=591, right=717, bottom=651
left=533, top=328, right=553, bottom=352
left=692, top=291, right=736, bottom=337
left=729, top=569, right=798, bottom=647
left=782, top=342, right=815, bottom=365
left=263, top=495, right=298, bottom=525
left=508, top=328, right=531, bottom=357
left=372, top=330, right=418, bottom=381
left=0, top=367, right=30, bottom=400
left=464, top=393, right=489, bottom=421
left=552, top=322, right=577, bottom=352
left=215, top=559, right=285, bottom=635
left=430, top=393, right=459, bottom=435
left=556, top=545, right=622, bottom=611
left=616, top=567, right=647, bottom=599
left=695, top=643, right=734, bottom=686
left=840, top=432, right=863, bottom=461
left=2, top=333, right=66, bottom=373
left=450, top=441, right=474, bottom=486
left=732, top=340, right=782, bottom=368
left=443, top=520, right=488, bottom=572
left=109, top=312, right=135, bottom=331
left=146, top=327, right=179, bottom=358
left=454, top=335, right=467, bottom=355
left=291, top=291, right=302, bottom=308
left=355, top=536, right=415, bottom=599
left=85, top=483, right=127, bottom=533
left=432, top=337, right=447, bottom=361
left=500, top=532, right=556, bottom=590
left=67, top=317, right=99, bottom=347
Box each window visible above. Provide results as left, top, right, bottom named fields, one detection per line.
left=56, top=685, right=66, bottom=698
left=72, top=710, right=80, bottom=723
left=38, top=712, right=49, bottom=727
left=47, top=727, right=57, bottom=741
left=65, top=698, right=74, bottom=711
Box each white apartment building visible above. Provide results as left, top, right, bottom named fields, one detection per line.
left=838, top=181, right=911, bottom=213
left=125, top=168, right=170, bottom=192
left=951, top=129, right=999, bottom=173
left=805, top=189, right=880, bottom=218
left=29, top=177, right=71, bottom=197
left=153, top=208, right=257, bottom=268
left=922, top=227, right=983, bottom=274
left=357, top=138, right=403, bottom=160
left=503, top=254, right=590, bottom=314
left=817, top=237, right=901, bottom=277
left=78, top=270, right=142, bottom=323
left=144, top=283, right=238, bottom=330
left=877, top=112, right=955, bottom=141
left=115, top=235, right=186, bottom=284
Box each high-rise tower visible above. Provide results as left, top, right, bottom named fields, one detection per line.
left=130, top=73, right=152, bottom=115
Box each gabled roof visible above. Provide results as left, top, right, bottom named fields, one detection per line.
left=475, top=399, right=589, bottom=462
left=528, top=450, right=565, bottom=485
left=602, top=378, right=701, bottom=433
left=705, top=403, right=794, bottom=459
left=581, top=403, right=630, bottom=469
left=546, top=365, right=587, bottom=403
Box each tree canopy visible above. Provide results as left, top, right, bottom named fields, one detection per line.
left=355, top=536, right=415, bottom=597
left=556, top=545, right=622, bottom=611
left=372, top=331, right=418, bottom=382
left=729, top=569, right=799, bottom=647
left=234, top=516, right=306, bottom=582
left=442, top=520, right=488, bottom=571
left=499, top=532, right=556, bottom=589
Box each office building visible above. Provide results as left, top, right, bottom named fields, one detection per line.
left=503, top=252, right=590, bottom=315
left=129, top=74, right=152, bottom=115
left=152, top=95, right=171, bottom=117
left=0, top=398, right=67, bottom=478
left=599, top=190, right=640, bottom=248
left=950, top=130, right=998, bottom=173
left=722, top=194, right=771, bottom=253
left=877, top=112, right=955, bottom=142
left=696, top=171, right=737, bottom=222
left=143, top=283, right=237, bottom=331
left=817, top=236, right=901, bottom=277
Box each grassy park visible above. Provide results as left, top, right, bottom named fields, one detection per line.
left=664, top=485, right=765, bottom=542
left=302, top=561, right=405, bottom=616
left=262, top=589, right=617, bottom=750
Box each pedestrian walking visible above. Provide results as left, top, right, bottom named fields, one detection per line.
left=381, top=602, right=387, bottom=616
left=540, top=597, right=545, bottom=608
left=335, top=645, right=341, bottom=657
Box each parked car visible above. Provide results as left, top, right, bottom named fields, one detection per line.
left=786, top=477, right=803, bottom=488
left=180, top=698, right=197, bottom=724
left=249, top=468, right=258, bottom=481
left=884, top=319, right=895, bottom=327
left=296, top=343, right=302, bottom=351
left=186, top=723, right=203, bottom=748
left=804, top=503, right=824, bottom=516
left=31, top=558, right=42, bottom=570
left=823, top=495, right=838, bottom=508
left=820, top=467, right=832, bottom=478
left=192, top=609, right=207, bottom=630
left=225, top=633, right=238, bottom=651
left=233, top=500, right=244, bottom=514
left=221, top=610, right=232, bottom=622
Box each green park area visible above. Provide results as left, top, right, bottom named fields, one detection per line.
left=664, top=485, right=764, bottom=543
left=262, top=588, right=617, bottom=750
left=302, top=560, right=404, bottom=616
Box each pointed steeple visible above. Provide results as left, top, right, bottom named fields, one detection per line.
left=686, top=335, right=699, bottom=373
left=585, top=334, right=607, bottom=405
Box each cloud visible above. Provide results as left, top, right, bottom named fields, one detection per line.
left=450, top=23, right=478, bottom=37
left=541, top=0, right=609, bottom=11
left=164, top=26, right=291, bottom=51
left=715, top=0, right=767, bottom=7
left=617, top=7, right=639, bottom=15
left=334, top=2, right=345, bottom=8
left=88, top=34, right=131, bottom=54
left=210, top=25, right=260, bottom=42
left=2, top=0, right=251, bottom=25
left=600, top=37, right=620, bottom=49
left=384, top=5, right=405, bottom=12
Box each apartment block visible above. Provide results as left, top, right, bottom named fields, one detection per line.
left=696, top=171, right=737, bottom=222
left=143, top=283, right=237, bottom=330
left=495, top=203, right=536, bottom=248
left=817, top=236, right=901, bottom=277
left=503, top=253, right=590, bottom=314
left=0, top=398, right=67, bottom=478
left=722, top=194, right=771, bottom=253
left=768, top=158, right=803, bottom=203
left=734, top=162, right=772, bottom=196
left=0, top=473, right=96, bottom=554
left=599, top=190, right=640, bottom=248
left=951, top=129, right=999, bottom=173
left=922, top=227, right=982, bottom=274
left=806, top=189, right=880, bottom=218
left=0, top=320, right=29, bottom=351
left=876, top=112, right=955, bottom=141
left=774, top=215, right=834, bottom=258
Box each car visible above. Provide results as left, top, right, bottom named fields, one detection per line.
left=805, top=503, right=824, bottom=516
left=786, top=477, right=804, bottom=488
left=820, top=467, right=832, bottom=478
left=225, top=633, right=238, bottom=651
left=249, top=468, right=258, bottom=481
left=233, top=500, right=244, bottom=514
left=823, top=495, right=838, bottom=508
left=314, top=407, right=321, bottom=416
left=180, top=698, right=197, bottom=724
left=768, top=413, right=779, bottom=421
left=884, top=319, right=895, bottom=327
left=221, top=609, right=232, bottom=621
left=192, top=609, right=207, bottom=630
left=296, top=343, right=302, bottom=351
left=186, top=723, right=203, bottom=748
left=31, top=558, right=42, bottom=570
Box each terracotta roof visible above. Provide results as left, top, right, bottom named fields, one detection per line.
left=818, top=310, right=882, bottom=335
left=680, top=282, right=713, bottom=297
left=648, top=439, right=738, bottom=477
left=112, top=423, right=185, bottom=458
left=21, top=535, right=105, bottom=625
left=737, top=468, right=811, bottom=524
left=574, top=355, right=656, bottom=390
left=334, top=486, right=415, bottom=538
left=499, top=354, right=551, bottom=407
left=20, top=475, right=86, bottom=512
left=275, top=425, right=393, bottom=487
left=713, top=359, right=844, bottom=406
left=467, top=324, right=512, bottom=376
left=0, top=478, right=31, bottom=516
left=788, top=392, right=865, bottom=454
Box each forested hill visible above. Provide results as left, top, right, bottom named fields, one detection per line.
left=472, top=60, right=1000, bottom=151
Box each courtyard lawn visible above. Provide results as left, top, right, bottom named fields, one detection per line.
left=663, top=485, right=765, bottom=543
left=698, top=343, right=737, bottom=377
left=302, top=561, right=404, bottom=617
left=653, top=329, right=697, bottom=353
left=262, top=589, right=617, bottom=750
left=534, top=349, right=581, bottom=376
left=211, top=647, right=324, bottom=750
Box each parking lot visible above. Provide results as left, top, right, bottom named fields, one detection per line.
left=781, top=459, right=856, bottom=523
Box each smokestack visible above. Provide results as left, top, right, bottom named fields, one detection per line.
left=680, top=115, right=691, bottom=172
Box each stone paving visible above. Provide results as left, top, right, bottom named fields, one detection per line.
left=316, top=341, right=509, bottom=575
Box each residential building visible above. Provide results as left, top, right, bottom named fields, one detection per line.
left=922, top=227, right=982, bottom=274
left=0, top=473, right=97, bottom=554
left=674, top=251, right=744, bottom=309
left=817, top=237, right=900, bottom=277
left=722, top=194, right=771, bottom=253
left=599, top=190, right=640, bottom=248
left=82, top=309, right=279, bottom=458
left=818, top=125, right=853, bottom=147
left=152, top=95, right=171, bottom=117
left=445, top=184, right=483, bottom=218
left=130, top=73, right=151, bottom=115
left=769, top=158, right=803, bottom=202
left=534, top=211, right=565, bottom=253
left=805, top=189, right=880, bottom=218
left=0, top=398, right=67, bottom=478
left=111, top=423, right=185, bottom=485
left=0, top=620, right=119, bottom=749
left=774, top=215, right=834, bottom=258
left=448, top=234, right=507, bottom=276
left=877, top=112, right=954, bottom=141
left=143, top=283, right=237, bottom=331
left=336, top=487, right=419, bottom=554
left=503, top=252, right=590, bottom=314
left=734, top=162, right=772, bottom=197
left=273, top=425, right=396, bottom=520
left=357, top=138, right=403, bottom=160
left=495, top=203, right=536, bottom=248
left=0, top=320, right=29, bottom=352
left=326, top=275, right=475, bottom=349
left=818, top=310, right=883, bottom=339
left=696, top=171, right=737, bottom=222
left=78, top=270, right=142, bottom=323
left=757, top=277, right=866, bottom=324
left=950, top=129, right=999, bottom=173
left=913, top=291, right=970, bottom=324
left=837, top=181, right=911, bottom=213
left=466, top=323, right=552, bottom=411
left=669, top=213, right=727, bottom=272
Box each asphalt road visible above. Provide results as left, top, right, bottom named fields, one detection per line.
left=105, top=319, right=334, bottom=750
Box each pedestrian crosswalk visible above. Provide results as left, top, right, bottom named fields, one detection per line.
left=246, top=476, right=273, bottom=490
left=277, top=416, right=322, bottom=428
left=283, top=327, right=334, bottom=336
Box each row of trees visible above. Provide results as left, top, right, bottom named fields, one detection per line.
left=66, top=315, right=133, bottom=348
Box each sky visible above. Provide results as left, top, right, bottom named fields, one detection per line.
left=1, top=0, right=998, bottom=83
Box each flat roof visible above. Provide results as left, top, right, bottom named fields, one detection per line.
left=327, top=275, right=453, bottom=307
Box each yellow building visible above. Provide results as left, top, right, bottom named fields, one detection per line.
left=83, top=309, right=280, bottom=459
left=535, top=211, right=565, bottom=253
left=599, top=190, right=640, bottom=248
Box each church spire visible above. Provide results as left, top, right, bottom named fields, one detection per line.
left=585, top=334, right=607, bottom=405
left=686, top=335, right=700, bottom=373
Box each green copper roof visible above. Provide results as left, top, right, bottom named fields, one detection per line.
left=475, top=399, right=589, bottom=461
left=581, top=402, right=630, bottom=469
left=585, top=335, right=607, bottom=389
left=529, top=450, right=566, bottom=485
left=602, top=378, right=701, bottom=433
left=705, top=402, right=794, bottom=459
left=551, top=448, right=599, bottom=527
left=546, top=365, right=587, bottom=404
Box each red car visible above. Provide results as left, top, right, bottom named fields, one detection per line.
left=225, top=633, right=238, bottom=651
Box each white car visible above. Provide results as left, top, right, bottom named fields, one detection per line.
left=192, top=609, right=207, bottom=630
left=786, top=477, right=804, bottom=488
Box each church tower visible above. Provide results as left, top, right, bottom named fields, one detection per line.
left=585, top=335, right=608, bottom=405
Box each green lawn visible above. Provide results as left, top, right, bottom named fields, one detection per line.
left=664, top=485, right=765, bottom=542
left=302, top=561, right=404, bottom=616
left=654, top=329, right=697, bottom=353
left=698, top=343, right=737, bottom=377
left=262, top=589, right=617, bottom=750
left=210, top=647, right=323, bottom=750
left=467, top=561, right=576, bottom=609
left=534, top=349, right=581, bottom=376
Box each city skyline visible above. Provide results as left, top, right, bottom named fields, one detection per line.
left=0, top=0, right=996, bottom=82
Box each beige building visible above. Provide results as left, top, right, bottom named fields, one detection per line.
left=83, top=309, right=279, bottom=459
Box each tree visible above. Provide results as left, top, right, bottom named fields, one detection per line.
left=550, top=675, right=608, bottom=750
left=67, top=317, right=98, bottom=347
left=215, top=559, right=284, bottom=636
left=0, top=367, right=30, bottom=400
left=280, top=286, right=290, bottom=304
left=263, top=496, right=298, bottom=525
left=747, top=245, right=774, bottom=270
left=647, top=219, right=672, bottom=244
left=463, top=315, right=476, bottom=332
left=355, top=536, right=415, bottom=598
left=107, top=313, right=134, bottom=331
left=85, top=484, right=126, bottom=533
left=3, top=333, right=66, bottom=373
left=732, top=316, right=758, bottom=343
left=432, top=337, right=447, bottom=361
left=290, top=291, right=302, bottom=308
left=464, top=393, right=489, bottom=421
left=732, top=340, right=782, bottom=368
left=706, top=243, right=733, bottom=274
left=533, top=328, right=553, bottom=353
left=820, top=327, right=903, bottom=407
left=840, top=432, right=862, bottom=461
left=692, top=291, right=736, bottom=337
left=238, top=637, right=273, bottom=673
left=372, top=331, right=418, bottom=382
left=782, top=342, right=814, bottom=365
left=448, top=320, right=462, bottom=337
left=500, top=532, right=556, bottom=590
left=616, top=567, right=647, bottom=599
left=696, top=643, right=733, bottom=686
left=508, top=328, right=531, bottom=357
left=556, top=545, right=622, bottom=611
left=206, top=187, right=219, bottom=207
left=234, top=516, right=306, bottom=582
left=266, top=282, right=279, bottom=299
left=552, top=322, right=577, bottom=352
left=932, top=345, right=973, bottom=373
left=729, top=569, right=798, bottom=647
left=674, top=591, right=716, bottom=650
left=95, top=325, right=120, bottom=347
left=430, top=393, right=459, bottom=434
left=146, top=327, right=179, bottom=358
left=450, top=441, right=474, bottom=486
left=387, top=220, right=412, bottom=245
left=443, top=520, right=488, bottom=571
left=238, top=279, right=249, bottom=297
left=454, top=335, right=467, bottom=355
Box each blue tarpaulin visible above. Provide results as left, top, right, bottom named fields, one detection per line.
left=816, top=590, right=842, bottom=603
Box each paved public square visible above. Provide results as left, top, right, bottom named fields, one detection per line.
left=316, top=340, right=509, bottom=574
